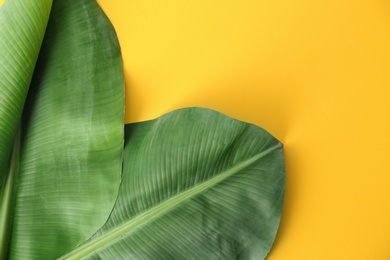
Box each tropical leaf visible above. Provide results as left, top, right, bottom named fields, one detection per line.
left=60, top=108, right=285, bottom=260
left=0, top=1, right=284, bottom=259
left=3, top=0, right=124, bottom=259
left=0, top=0, right=52, bottom=192
left=0, top=1, right=52, bottom=257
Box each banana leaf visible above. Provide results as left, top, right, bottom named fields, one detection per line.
left=0, top=1, right=285, bottom=259
left=0, top=0, right=53, bottom=257
left=60, top=108, right=285, bottom=260
left=1, top=0, right=124, bottom=258
left=0, top=0, right=52, bottom=194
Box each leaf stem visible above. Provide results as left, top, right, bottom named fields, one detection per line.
left=0, top=126, right=21, bottom=259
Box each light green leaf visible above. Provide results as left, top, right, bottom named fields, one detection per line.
left=6, top=0, right=124, bottom=259
left=61, top=108, right=285, bottom=260
left=0, top=1, right=52, bottom=257
left=0, top=0, right=52, bottom=192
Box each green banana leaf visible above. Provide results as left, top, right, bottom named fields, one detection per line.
left=1, top=0, right=124, bottom=259
left=0, top=0, right=52, bottom=194
left=0, top=1, right=285, bottom=259
left=60, top=108, right=285, bottom=260
left=0, top=0, right=53, bottom=257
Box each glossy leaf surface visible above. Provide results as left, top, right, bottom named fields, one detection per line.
left=61, top=108, right=285, bottom=260
left=7, top=1, right=124, bottom=259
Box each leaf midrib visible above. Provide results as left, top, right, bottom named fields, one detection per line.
left=59, top=143, right=281, bottom=260
left=0, top=126, right=20, bottom=259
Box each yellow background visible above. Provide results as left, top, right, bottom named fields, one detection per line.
left=2, top=0, right=389, bottom=258
left=97, top=0, right=390, bottom=259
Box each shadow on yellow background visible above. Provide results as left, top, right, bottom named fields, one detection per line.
left=98, top=0, right=390, bottom=258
